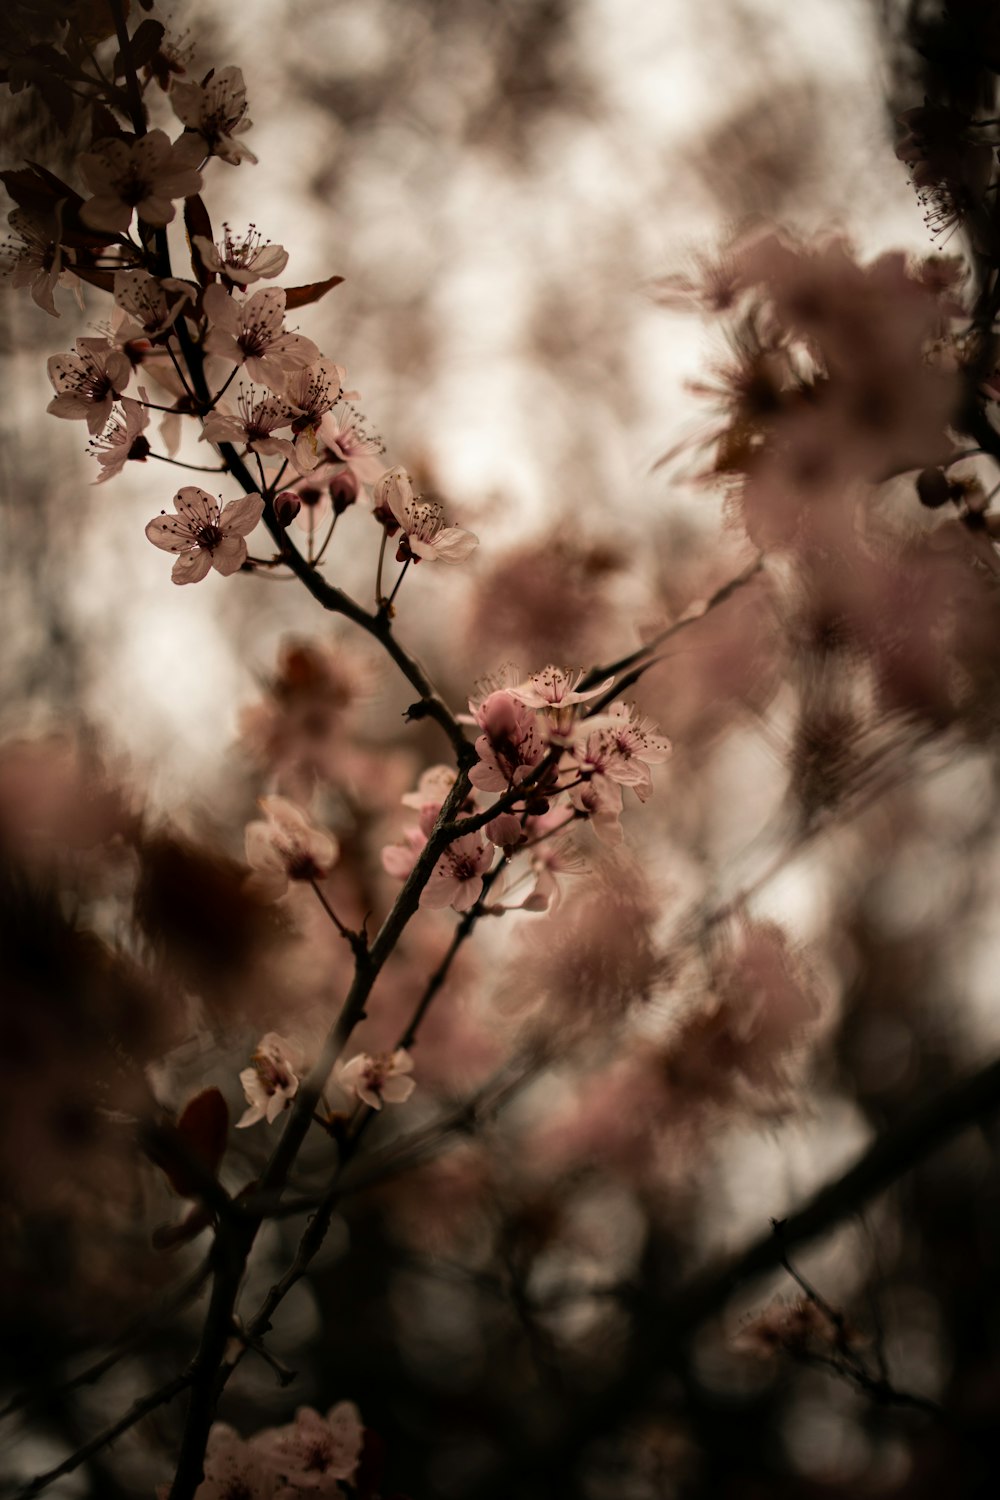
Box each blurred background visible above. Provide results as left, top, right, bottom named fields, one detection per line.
left=6, top=1, right=1000, bottom=1498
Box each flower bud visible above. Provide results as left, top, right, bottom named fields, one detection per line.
left=274, top=490, right=301, bottom=528
left=916, top=468, right=952, bottom=508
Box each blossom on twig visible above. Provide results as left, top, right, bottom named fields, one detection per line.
left=47, top=336, right=131, bottom=434
left=145, top=486, right=263, bottom=584
left=172, top=65, right=258, bottom=165
left=236, top=1033, right=303, bottom=1128
left=243, top=795, right=339, bottom=901
left=203, top=284, right=319, bottom=393
left=374, top=467, right=478, bottom=564
left=337, top=1049, right=416, bottom=1110
left=78, top=130, right=203, bottom=232
left=192, top=224, right=288, bottom=285
left=88, top=397, right=150, bottom=482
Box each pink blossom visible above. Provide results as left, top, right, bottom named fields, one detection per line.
left=244, top=795, right=339, bottom=901
left=374, top=467, right=478, bottom=564
left=203, top=283, right=319, bottom=393
left=88, top=397, right=150, bottom=482
left=172, top=65, right=258, bottom=165
left=257, top=1403, right=363, bottom=1492
left=285, top=361, right=349, bottom=470
left=113, top=269, right=193, bottom=336
left=236, top=1033, right=303, bottom=1128
left=401, top=764, right=461, bottom=834
left=509, top=665, right=615, bottom=711
left=380, top=825, right=428, bottom=880
left=78, top=130, right=203, bottom=233
left=337, top=1050, right=415, bottom=1110
left=587, top=702, right=672, bottom=801
left=202, top=386, right=298, bottom=461
left=314, top=403, right=385, bottom=485
left=47, top=336, right=132, bottom=433
left=0, top=208, right=73, bottom=317
left=469, top=690, right=545, bottom=792
left=145, top=486, right=263, bottom=584
left=569, top=703, right=671, bottom=803
left=160, top=1422, right=280, bottom=1498
left=567, top=773, right=624, bottom=845
left=524, top=833, right=588, bottom=911
left=420, top=832, right=495, bottom=911
left=192, top=224, right=288, bottom=285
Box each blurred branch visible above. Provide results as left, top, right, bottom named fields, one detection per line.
left=0, top=1260, right=210, bottom=1423
left=490, top=1050, right=1000, bottom=1494
left=13, top=1373, right=192, bottom=1500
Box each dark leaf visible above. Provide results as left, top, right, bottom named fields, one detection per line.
left=128, top=19, right=164, bottom=67
left=284, top=274, right=345, bottom=310
left=146, top=1087, right=230, bottom=1199
left=184, top=194, right=215, bottom=286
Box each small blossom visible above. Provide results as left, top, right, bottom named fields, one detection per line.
left=401, top=764, right=461, bottom=833
left=156, top=1422, right=278, bottom=1499
left=192, top=223, right=288, bottom=284
left=244, top=795, right=339, bottom=901
left=113, top=269, right=194, bottom=336
left=172, top=65, right=258, bottom=165
left=509, top=666, right=615, bottom=712
left=202, top=386, right=298, bottom=461
left=374, top=467, right=478, bottom=563
left=314, top=403, right=385, bottom=485
left=285, top=360, right=348, bottom=469
left=78, top=129, right=203, bottom=233
left=380, top=825, right=428, bottom=880
left=88, top=396, right=150, bottom=482
left=145, top=486, right=263, bottom=584
left=203, top=283, right=319, bottom=393
left=469, top=690, right=545, bottom=792
left=420, top=832, right=495, bottom=911
left=237, top=1033, right=302, bottom=1128
left=47, top=337, right=132, bottom=433
left=337, top=1050, right=415, bottom=1110
left=0, top=208, right=72, bottom=317
left=258, top=1403, right=363, bottom=1490
left=569, top=702, right=671, bottom=803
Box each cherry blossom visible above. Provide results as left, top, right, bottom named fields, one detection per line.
left=401, top=764, right=461, bottom=834
left=172, top=65, right=258, bottom=165
left=285, top=361, right=348, bottom=470
left=156, top=1423, right=281, bottom=1499
left=88, top=397, right=150, bottom=482
left=46, top=337, right=132, bottom=434
left=509, top=665, right=615, bottom=712
left=203, top=283, right=319, bottom=393
left=469, top=690, right=545, bottom=792
left=192, top=224, right=288, bottom=285
left=244, top=795, right=339, bottom=901
left=374, top=467, right=478, bottom=563
left=236, top=1033, right=303, bottom=1129
left=337, top=1049, right=416, bottom=1110
left=78, top=130, right=203, bottom=233
left=419, top=832, right=495, bottom=911
left=380, top=825, right=428, bottom=880
left=113, top=269, right=194, bottom=337
left=145, top=486, right=263, bottom=584
left=202, top=386, right=298, bottom=462
left=257, top=1402, right=363, bottom=1491
left=0, top=208, right=73, bottom=317
left=587, top=702, right=672, bottom=801
left=314, top=403, right=385, bottom=485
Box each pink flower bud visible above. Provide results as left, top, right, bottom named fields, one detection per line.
left=275, top=490, right=302, bottom=528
